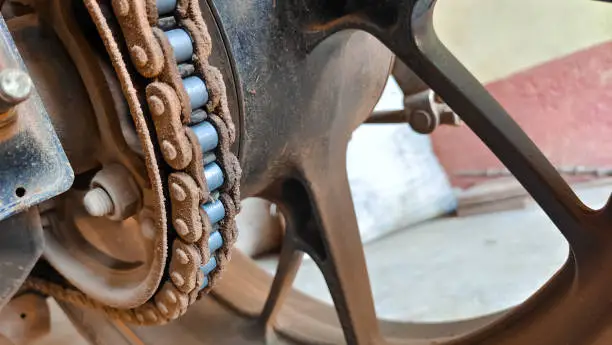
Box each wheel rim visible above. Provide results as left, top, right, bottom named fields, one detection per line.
left=51, top=0, right=612, bottom=343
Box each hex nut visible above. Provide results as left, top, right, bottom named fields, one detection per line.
left=89, top=164, right=141, bottom=221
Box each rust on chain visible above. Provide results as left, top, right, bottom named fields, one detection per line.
left=110, top=0, right=163, bottom=77
left=146, top=82, right=192, bottom=169
left=23, top=0, right=241, bottom=325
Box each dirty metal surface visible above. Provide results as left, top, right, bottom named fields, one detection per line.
left=0, top=293, right=50, bottom=344
left=0, top=14, right=73, bottom=221
left=8, top=14, right=101, bottom=176
left=21, top=0, right=612, bottom=344
left=191, top=1, right=612, bottom=344
left=209, top=0, right=394, bottom=197
left=0, top=208, right=43, bottom=310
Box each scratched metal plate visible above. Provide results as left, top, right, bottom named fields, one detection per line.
left=0, top=15, right=73, bottom=221
left=0, top=208, right=43, bottom=308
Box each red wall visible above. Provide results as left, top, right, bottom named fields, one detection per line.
left=432, top=41, right=612, bottom=188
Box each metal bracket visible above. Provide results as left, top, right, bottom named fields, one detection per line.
left=366, top=90, right=461, bottom=134
left=0, top=14, right=73, bottom=221
left=0, top=209, right=44, bottom=311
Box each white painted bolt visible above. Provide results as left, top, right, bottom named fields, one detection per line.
left=0, top=69, right=32, bottom=126
left=83, top=187, right=114, bottom=217
left=0, top=69, right=32, bottom=109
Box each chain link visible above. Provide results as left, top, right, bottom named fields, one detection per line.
left=24, top=0, right=240, bottom=325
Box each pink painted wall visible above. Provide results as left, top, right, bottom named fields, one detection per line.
left=432, top=41, right=612, bottom=188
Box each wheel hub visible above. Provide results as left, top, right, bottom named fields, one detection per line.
left=8, top=0, right=599, bottom=344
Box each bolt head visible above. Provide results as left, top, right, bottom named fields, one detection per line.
left=0, top=69, right=32, bottom=104
left=409, top=110, right=438, bottom=134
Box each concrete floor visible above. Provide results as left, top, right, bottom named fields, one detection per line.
left=29, top=184, right=611, bottom=345
left=257, top=184, right=610, bottom=322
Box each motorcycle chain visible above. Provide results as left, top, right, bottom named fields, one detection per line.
left=23, top=0, right=241, bottom=325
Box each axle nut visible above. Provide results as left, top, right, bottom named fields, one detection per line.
left=83, top=187, right=114, bottom=217
left=85, top=164, right=141, bottom=220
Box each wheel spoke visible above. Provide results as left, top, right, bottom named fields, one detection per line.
left=309, top=0, right=593, bottom=246
left=278, top=155, right=382, bottom=344
left=349, top=0, right=592, bottom=247
left=259, top=237, right=304, bottom=327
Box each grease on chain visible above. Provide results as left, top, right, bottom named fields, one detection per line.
left=23, top=0, right=240, bottom=325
